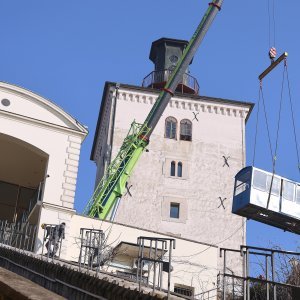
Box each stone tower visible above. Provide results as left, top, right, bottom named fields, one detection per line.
left=91, top=38, right=253, bottom=260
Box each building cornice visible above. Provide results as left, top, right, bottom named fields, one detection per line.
left=0, top=108, right=87, bottom=138
left=42, top=202, right=76, bottom=215
left=116, top=83, right=254, bottom=119
left=90, top=81, right=254, bottom=161
left=0, top=81, right=88, bottom=135
left=90, top=83, right=115, bottom=161
left=117, top=88, right=251, bottom=119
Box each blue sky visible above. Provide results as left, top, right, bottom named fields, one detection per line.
left=1, top=1, right=300, bottom=251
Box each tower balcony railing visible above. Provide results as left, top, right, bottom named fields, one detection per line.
left=142, top=69, right=199, bottom=95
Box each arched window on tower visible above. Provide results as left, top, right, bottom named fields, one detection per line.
left=177, top=162, right=183, bottom=177
left=165, top=117, right=177, bottom=139
left=180, top=119, right=192, bottom=141
left=170, top=161, right=176, bottom=176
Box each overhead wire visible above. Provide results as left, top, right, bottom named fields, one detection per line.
left=272, top=0, right=276, bottom=47
left=254, top=0, right=279, bottom=169
left=253, top=64, right=286, bottom=174
left=252, top=85, right=262, bottom=166
left=172, top=220, right=247, bottom=259
left=265, top=64, right=285, bottom=208
left=267, top=0, right=276, bottom=48
left=273, top=61, right=286, bottom=166
left=266, top=60, right=286, bottom=208
left=256, top=0, right=300, bottom=210
left=285, top=63, right=300, bottom=177
left=254, top=57, right=300, bottom=211
left=260, top=84, right=274, bottom=168
left=267, top=0, right=271, bottom=48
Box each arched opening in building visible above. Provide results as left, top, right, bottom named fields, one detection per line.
left=0, top=133, right=48, bottom=225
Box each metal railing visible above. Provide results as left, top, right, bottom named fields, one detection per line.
left=136, top=236, right=176, bottom=298
left=219, top=245, right=300, bottom=300
left=0, top=220, right=36, bottom=251
left=78, top=228, right=105, bottom=275
left=142, top=69, right=199, bottom=94
left=194, top=287, right=219, bottom=300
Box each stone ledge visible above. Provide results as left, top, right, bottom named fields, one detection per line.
left=0, top=246, right=183, bottom=300
left=0, top=267, right=65, bottom=300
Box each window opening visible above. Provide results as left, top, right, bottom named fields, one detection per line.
left=283, top=180, right=295, bottom=202
left=170, top=161, right=176, bottom=177
left=170, top=203, right=180, bottom=219
left=180, top=119, right=192, bottom=141
left=296, top=186, right=300, bottom=204
left=253, top=170, right=268, bottom=191
left=234, top=171, right=251, bottom=196
left=165, top=117, right=177, bottom=139
left=174, top=284, right=194, bottom=297
left=177, top=162, right=182, bottom=177
left=267, top=175, right=280, bottom=196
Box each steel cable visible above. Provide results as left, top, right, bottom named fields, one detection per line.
left=272, top=0, right=276, bottom=47
left=273, top=61, right=286, bottom=171
left=252, top=85, right=262, bottom=166
left=260, top=85, right=274, bottom=167
left=267, top=0, right=276, bottom=47
left=267, top=0, right=271, bottom=48
left=285, top=64, right=300, bottom=177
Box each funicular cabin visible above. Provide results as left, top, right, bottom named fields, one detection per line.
left=232, top=166, right=300, bottom=234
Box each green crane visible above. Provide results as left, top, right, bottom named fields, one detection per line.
left=84, top=0, right=224, bottom=219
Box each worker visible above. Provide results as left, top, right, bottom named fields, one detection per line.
left=41, top=222, right=66, bottom=257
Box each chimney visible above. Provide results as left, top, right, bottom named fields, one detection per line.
left=142, top=38, right=199, bottom=95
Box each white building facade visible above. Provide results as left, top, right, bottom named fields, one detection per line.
left=0, top=81, right=88, bottom=254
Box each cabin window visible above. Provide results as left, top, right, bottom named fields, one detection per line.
left=165, top=117, right=177, bottom=139
left=253, top=170, right=267, bottom=191
left=283, top=181, right=295, bottom=202
left=177, top=162, right=183, bottom=177
left=180, top=119, right=192, bottom=141
left=296, top=186, right=300, bottom=204
left=170, top=161, right=176, bottom=176
left=235, top=171, right=251, bottom=196
left=170, top=203, right=180, bottom=219
left=267, top=176, right=280, bottom=196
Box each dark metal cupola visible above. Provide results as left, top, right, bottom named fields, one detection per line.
left=142, top=37, right=199, bottom=94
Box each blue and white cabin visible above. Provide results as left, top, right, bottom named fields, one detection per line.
left=232, top=166, right=300, bottom=234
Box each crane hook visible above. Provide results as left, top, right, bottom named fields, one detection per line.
left=269, top=47, right=277, bottom=62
